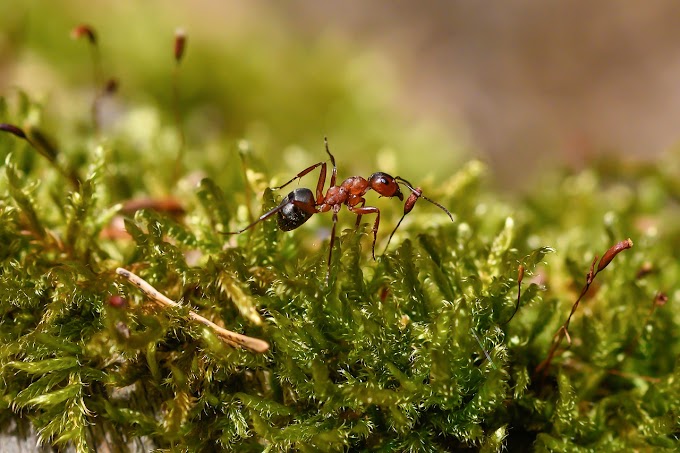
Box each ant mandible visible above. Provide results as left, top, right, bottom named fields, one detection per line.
left=226, top=138, right=454, bottom=279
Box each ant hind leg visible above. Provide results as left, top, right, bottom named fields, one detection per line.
left=271, top=161, right=326, bottom=192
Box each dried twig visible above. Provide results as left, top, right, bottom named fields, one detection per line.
left=116, top=267, right=269, bottom=353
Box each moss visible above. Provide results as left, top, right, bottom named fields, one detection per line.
left=0, top=9, right=679, bottom=453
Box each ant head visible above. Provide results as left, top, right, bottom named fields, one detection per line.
left=276, top=188, right=315, bottom=231
left=368, top=172, right=403, bottom=200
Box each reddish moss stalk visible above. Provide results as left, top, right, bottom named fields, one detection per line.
left=624, top=291, right=668, bottom=355
left=173, top=28, right=188, bottom=179
left=535, top=239, right=633, bottom=376
left=502, top=264, right=525, bottom=325
left=0, top=123, right=80, bottom=188
left=71, top=24, right=105, bottom=133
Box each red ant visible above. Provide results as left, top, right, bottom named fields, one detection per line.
left=226, top=138, right=453, bottom=279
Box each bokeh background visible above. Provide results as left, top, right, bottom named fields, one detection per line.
left=2, top=0, right=680, bottom=187
left=284, top=0, right=680, bottom=184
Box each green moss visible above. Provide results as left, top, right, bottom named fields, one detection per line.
left=0, top=6, right=678, bottom=452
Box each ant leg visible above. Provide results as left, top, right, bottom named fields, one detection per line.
left=382, top=179, right=455, bottom=254
left=222, top=202, right=289, bottom=234
left=383, top=216, right=407, bottom=255
left=395, top=177, right=454, bottom=221
left=326, top=208, right=340, bottom=285
left=349, top=205, right=380, bottom=260
left=227, top=191, right=318, bottom=235
left=324, top=137, right=337, bottom=187
left=383, top=190, right=420, bottom=254
left=354, top=200, right=365, bottom=229
left=273, top=137, right=336, bottom=202
left=271, top=161, right=326, bottom=194
left=315, top=162, right=327, bottom=203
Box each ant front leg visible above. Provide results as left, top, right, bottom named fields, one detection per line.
left=348, top=205, right=380, bottom=260
left=394, top=177, right=453, bottom=222
left=382, top=191, right=419, bottom=253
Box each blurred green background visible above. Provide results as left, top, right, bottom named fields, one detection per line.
left=0, top=0, right=466, bottom=192
left=4, top=0, right=680, bottom=188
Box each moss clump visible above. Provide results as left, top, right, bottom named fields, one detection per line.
left=1, top=14, right=679, bottom=453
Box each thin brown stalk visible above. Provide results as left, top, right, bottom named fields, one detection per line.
left=535, top=239, right=633, bottom=377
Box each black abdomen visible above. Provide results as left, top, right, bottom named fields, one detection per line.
left=276, top=188, right=315, bottom=231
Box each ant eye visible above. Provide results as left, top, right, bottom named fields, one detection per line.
left=369, top=172, right=393, bottom=187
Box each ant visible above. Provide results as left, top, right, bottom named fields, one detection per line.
left=226, top=138, right=453, bottom=280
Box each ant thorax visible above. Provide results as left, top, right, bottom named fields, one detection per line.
left=323, top=185, right=350, bottom=207
left=340, top=176, right=370, bottom=195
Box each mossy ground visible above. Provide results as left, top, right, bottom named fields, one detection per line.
left=0, top=3, right=678, bottom=452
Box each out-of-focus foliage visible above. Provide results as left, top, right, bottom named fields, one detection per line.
left=0, top=2, right=678, bottom=452
left=0, top=0, right=464, bottom=187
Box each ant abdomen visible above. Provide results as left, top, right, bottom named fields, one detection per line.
left=276, top=188, right=315, bottom=231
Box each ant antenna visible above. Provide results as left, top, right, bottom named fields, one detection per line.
left=383, top=177, right=453, bottom=254
left=395, top=177, right=453, bottom=219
